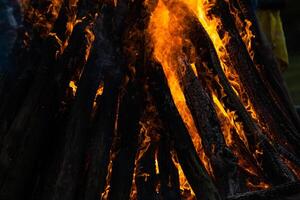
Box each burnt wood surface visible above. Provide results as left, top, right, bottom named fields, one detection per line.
left=227, top=181, right=300, bottom=200
left=148, top=62, right=221, bottom=200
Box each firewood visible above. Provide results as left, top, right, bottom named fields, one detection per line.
left=83, top=13, right=125, bottom=196
left=227, top=181, right=300, bottom=200
left=164, top=2, right=246, bottom=195
left=107, top=72, right=146, bottom=200
left=0, top=10, right=98, bottom=200
left=50, top=28, right=101, bottom=200
left=157, top=136, right=181, bottom=200
left=135, top=144, right=158, bottom=200
left=148, top=62, right=221, bottom=200
left=232, top=0, right=300, bottom=130
left=182, top=4, right=298, bottom=185
left=211, top=0, right=300, bottom=155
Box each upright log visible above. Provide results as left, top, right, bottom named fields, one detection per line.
left=83, top=4, right=126, bottom=198
left=148, top=62, right=221, bottom=200
left=164, top=2, right=245, bottom=195
left=157, top=135, right=181, bottom=200
left=135, top=144, right=158, bottom=200
left=0, top=4, right=99, bottom=198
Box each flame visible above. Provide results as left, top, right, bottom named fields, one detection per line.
left=246, top=179, right=270, bottom=191
left=101, top=152, right=115, bottom=200
left=129, top=105, right=158, bottom=200
left=225, top=0, right=255, bottom=60
left=189, top=0, right=260, bottom=125
left=84, top=24, right=96, bottom=62
left=93, top=83, right=104, bottom=109
left=281, top=156, right=300, bottom=179
left=24, top=0, right=63, bottom=36
left=171, top=151, right=196, bottom=200
left=154, top=149, right=160, bottom=175
left=190, top=63, right=198, bottom=77
left=101, top=94, right=121, bottom=200
left=146, top=0, right=272, bottom=191
left=69, top=80, right=77, bottom=96
left=147, top=0, right=212, bottom=177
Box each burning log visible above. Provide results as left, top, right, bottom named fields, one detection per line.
left=106, top=70, right=145, bottom=200
left=135, top=143, right=158, bottom=200
left=209, top=0, right=300, bottom=156
left=157, top=136, right=181, bottom=200
left=148, top=62, right=221, bottom=200
left=182, top=2, right=297, bottom=186
left=230, top=0, right=300, bottom=133
left=80, top=3, right=128, bottom=199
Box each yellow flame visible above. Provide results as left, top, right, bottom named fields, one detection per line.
left=69, top=80, right=77, bottom=96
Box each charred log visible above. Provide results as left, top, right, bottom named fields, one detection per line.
left=227, top=181, right=300, bottom=200
left=148, top=62, right=221, bottom=200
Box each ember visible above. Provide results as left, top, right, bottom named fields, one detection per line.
left=0, top=0, right=299, bottom=200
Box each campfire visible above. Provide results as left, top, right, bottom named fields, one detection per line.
left=0, top=0, right=299, bottom=200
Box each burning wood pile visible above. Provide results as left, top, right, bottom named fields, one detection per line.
left=0, top=0, right=299, bottom=199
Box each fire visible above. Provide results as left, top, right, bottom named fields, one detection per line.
left=101, top=94, right=121, bottom=200
left=93, top=83, right=104, bottom=109
left=69, top=80, right=77, bottom=96
left=129, top=119, right=152, bottom=200
left=171, top=151, right=196, bottom=200
left=84, top=23, right=96, bottom=62
left=147, top=0, right=212, bottom=176
left=146, top=0, right=271, bottom=191
left=246, top=179, right=270, bottom=190
left=100, top=151, right=115, bottom=200
left=24, top=0, right=63, bottom=37
left=129, top=100, right=161, bottom=200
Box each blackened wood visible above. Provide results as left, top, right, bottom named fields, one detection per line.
left=0, top=35, right=58, bottom=139
left=227, top=181, right=300, bottom=200
left=0, top=14, right=97, bottom=200
left=157, top=136, right=181, bottom=200
left=50, top=30, right=100, bottom=200
left=136, top=144, right=158, bottom=200
left=176, top=57, right=243, bottom=195
left=165, top=2, right=244, bottom=195
left=107, top=0, right=149, bottom=199
left=205, top=0, right=297, bottom=184
left=212, top=0, right=300, bottom=155
left=0, top=0, right=66, bottom=136
left=0, top=42, right=61, bottom=200
left=107, top=74, right=145, bottom=200
left=83, top=70, right=123, bottom=200
left=83, top=20, right=125, bottom=198
left=189, top=10, right=300, bottom=185
left=233, top=0, right=300, bottom=151
left=148, top=62, right=221, bottom=200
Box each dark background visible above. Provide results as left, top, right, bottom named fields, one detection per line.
left=281, top=0, right=300, bottom=104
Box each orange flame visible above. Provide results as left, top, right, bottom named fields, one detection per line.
left=147, top=0, right=212, bottom=176
left=171, top=151, right=196, bottom=200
